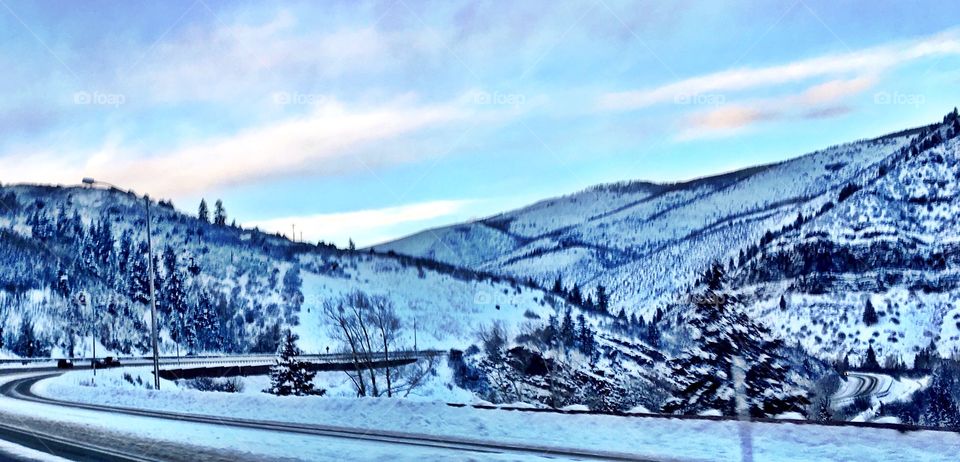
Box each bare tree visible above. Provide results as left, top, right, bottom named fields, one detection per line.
left=322, top=291, right=408, bottom=398
left=370, top=297, right=401, bottom=397
left=477, top=321, right=522, bottom=403
left=322, top=295, right=367, bottom=396
left=392, top=354, right=437, bottom=398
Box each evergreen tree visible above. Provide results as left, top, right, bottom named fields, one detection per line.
left=213, top=199, right=227, bottom=226
left=11, top=317, right=48, bottom=358
left=862, top=345, right=880, bottom=371
left=253, top=323, right=283, bottom=354
left=813, top=398, right=833, bottom=422
left=914, top=340, right=939, bottom=372
left=129, top=242, right=151, bottom=305
left=348, top=238, right=356, bottom=251
left=576, top=314, right=594, bottom=357
left=55, top=267, right=71, bottom=298
left=560, top=308, right=575, bottom=347
left=164, top=264, right=189, bottom=349
left=92, top=217, right=114, bottom=268
left=918, top=360, right=960, bottom=427
left=192, top=291, right=222, bottom=351
left=863, top=299, right=879, bottom=326
left=29, top=210, right=53, bottom=241
left=569, top=284, right=582, bottom=306
left=552, top=275, right=563, bottom=294
left=198, top=199, right=210, bottom=223
left=596, top=284, right=609, bottom=314
left=544, top=315, right=559, bottom=348
left=646, top=319, right=661, bottom=348
left=117, top=230, right=134, bottom=275
left=662, top=262, right=808, bottom=417
left=265, top=330, right=324, bottom=396
left=779, top=295, right=787, bottom=311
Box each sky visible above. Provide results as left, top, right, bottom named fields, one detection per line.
left=2, top=0, right=960, bottom=247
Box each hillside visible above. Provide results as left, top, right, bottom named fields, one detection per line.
left=0, top=183, right=673, bottom=410
left=0, top=185, right=573, bottom=355
left=730, top=113, right=960, bottom=362
left=375, top=116, right=960, bottom=362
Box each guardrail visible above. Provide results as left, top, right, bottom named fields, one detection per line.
left=0, top=349, right=448, bottom=366
left=160, top=358, right=420, bottom=381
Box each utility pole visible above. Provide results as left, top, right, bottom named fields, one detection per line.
left=146, top=196, right=161, bottom=390
left=291, top=224, right=296, bottom=242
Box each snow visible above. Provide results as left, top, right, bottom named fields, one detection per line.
left=376, top=134, right=915, bottom=320
left=0, top=440, right=70, bottom=462
left=29, top=369, right=960, bottom=462
left=290, top=257, right=564, bottom=353
left=0, top=372, right=530, bottom=461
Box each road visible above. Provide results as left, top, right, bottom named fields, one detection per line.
left=0, top=361, right=653, bottom=462
left=832, top=372, right=894, bottom=406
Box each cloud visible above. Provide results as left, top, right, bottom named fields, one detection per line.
left=802, top=105, right=853, bottom=120
left=245, top=199, right=474, bottom=246
left=799, top=75, right=877, bottom=106
left=119, top=7, right=479, bottom=106
left=597, top=28, right=960, bottom=112
left=92, top=99, right=470, bottom=196
left=677, top=106, right=778, bottom=140
left=687, top=106, right=775, bottom=131
left=676, top=75, right=875, bottom=140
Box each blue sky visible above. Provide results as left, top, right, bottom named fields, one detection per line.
left=2, top=0, right=960, bottom=246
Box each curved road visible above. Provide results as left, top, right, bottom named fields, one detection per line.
left=832, top=372, right=894, bottom=406
left=0, top=366, right=652, bottom=462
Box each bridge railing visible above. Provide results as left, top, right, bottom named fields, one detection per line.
left=0, top=349, right=447, bottom=366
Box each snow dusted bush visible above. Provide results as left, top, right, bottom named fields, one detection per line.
left=182, top=377, right=245, bottom=393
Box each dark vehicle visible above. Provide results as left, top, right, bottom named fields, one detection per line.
left=56, top=359, right=74, bottom=369
left=91, top=357, right=122, bottom=369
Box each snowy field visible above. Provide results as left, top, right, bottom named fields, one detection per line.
left=31, top=367, right=960, bottom=462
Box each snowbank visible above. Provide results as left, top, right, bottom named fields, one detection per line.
left=37, top=369, right=960, bottom=461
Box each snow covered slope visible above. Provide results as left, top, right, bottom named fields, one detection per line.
left=375, top=126, right=927, bottom=316
left=377, top=112, right=960, bottom=363
left=0, top=184, right=578, bottom=358
left=732, top=113, right=960, bottom=362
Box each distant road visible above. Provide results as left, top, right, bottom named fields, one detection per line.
left=832, top=372, right=895, bottom=406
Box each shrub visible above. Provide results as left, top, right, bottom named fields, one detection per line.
left=181, top=377, right=245, bottom=393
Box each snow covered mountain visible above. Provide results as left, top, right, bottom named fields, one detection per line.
left=376, top=111, right=960, bottom=363
left=0, top=184, right=578, bottom=356
left=732, top=113, right=960, bottom=363
left=0, top=183, right=671, bottom=410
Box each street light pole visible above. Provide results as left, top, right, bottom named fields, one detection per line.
left=83, top=178, right=161, bottom=390
left=145, top=195, right=161, bottom=390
